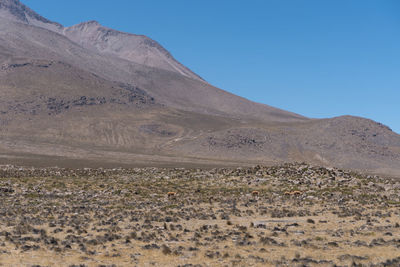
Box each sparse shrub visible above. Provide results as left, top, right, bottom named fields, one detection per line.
left=162, top=244, right=172, bottom=255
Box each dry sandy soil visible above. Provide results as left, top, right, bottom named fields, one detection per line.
left=0, top=163, right=400, bottom=266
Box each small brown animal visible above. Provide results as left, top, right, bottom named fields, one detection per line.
left=167, top=192, right=176, bottom=198
left=251, top=190, right=259, bottom=196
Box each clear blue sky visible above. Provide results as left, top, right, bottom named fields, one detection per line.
left=24, top=0, right=400, bottom=133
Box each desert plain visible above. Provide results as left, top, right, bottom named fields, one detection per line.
left=0, top=163, right=399, bottom=266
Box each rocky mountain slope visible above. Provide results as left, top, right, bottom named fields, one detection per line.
left=64, top=20, right=204, bottom=82
left=0, top=0, right=399, bottom=176
left=0, top=0, right=201, bottom=82
left=0, top=0, right=61, bottom=31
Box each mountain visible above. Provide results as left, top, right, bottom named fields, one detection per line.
left=0, top=0, right=399, bottom=176
left=63, top=21, right=204, bottom=82
left=0, top=0, right=199, bottom=81
left=0, top=0, right=62, bottom=31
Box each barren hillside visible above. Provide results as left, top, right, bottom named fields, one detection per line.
left=0, top=0, right=399, bottom=176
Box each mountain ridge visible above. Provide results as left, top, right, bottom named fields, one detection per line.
left=0, top=0, right=399, bottom=176
left=0, top=0, right=62, bottom=31
left=0, top=0, right=204, bottom=81
left=63, top=20, right=205, bottom=81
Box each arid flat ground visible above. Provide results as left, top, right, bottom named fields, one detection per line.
left=0, top=163, right=400, bottom=267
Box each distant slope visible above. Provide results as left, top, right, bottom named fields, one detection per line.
left=171, top=116, right=400, bottom=175
left=0, top=0, right=62, bottom=32
left=64, top=21, right=204, bottom=82
left=0, top=0, right=304, bottom=122
left=0, top=0, right=399, bottom=176
left=0, top=0, right=203, bottom=81
left=0, top=15, right=305, bottom=123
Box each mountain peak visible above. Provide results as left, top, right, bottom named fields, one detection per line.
left=79, top=20, right=100, bottom=26
left=1, top=0, right=204, bottom=81
left=65, top=21, right=205, bottom=81
left=0, top=0, right=62, bottom=30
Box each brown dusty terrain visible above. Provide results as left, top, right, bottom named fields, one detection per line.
left=0, top=163, right=400, bottom=266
